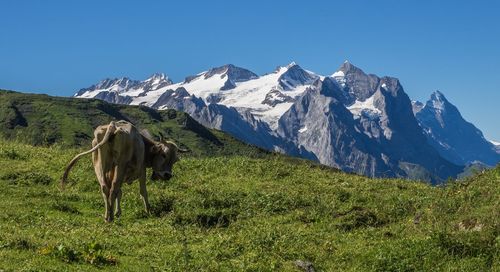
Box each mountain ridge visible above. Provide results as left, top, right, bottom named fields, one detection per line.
left=72, top=62, right=499, bottom=182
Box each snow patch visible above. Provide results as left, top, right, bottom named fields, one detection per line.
left=78, top=89, right=108, bottom=98
left=298, top=126, right=308, bottom=133
left=331, top=70, right=345, bottom=78
left=347, top=95, right=381, bottom=119
left=432, top=99, right=445, bottom=111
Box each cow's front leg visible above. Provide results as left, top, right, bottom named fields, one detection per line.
left=114, top=188, right=122, bottom=218
left=139, top=171, right=150, bottom=214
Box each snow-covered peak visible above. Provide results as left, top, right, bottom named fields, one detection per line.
left=99, top=77, right=136, bottom=89
left=141, top=73, right=173, bottom=89
left=273, top=61, right=299, bottom=73
left=337, top=60, right=364, bottom=75
left=330, top=61, right=369, bottom=92
left=430, top=90, right=447, bottom=102
left=202, top=64, right=257, bottom=82
left=74, top=77, right=140, bottom=97
left=427, top=91, right=449, bottom=112
left=145, top=72, right=169, bottom=82
left=277, top=62, right=319, bottom=90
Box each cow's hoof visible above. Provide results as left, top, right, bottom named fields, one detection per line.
left=115, top=211, right=122, bottom=218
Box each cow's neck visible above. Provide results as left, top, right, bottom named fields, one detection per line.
left=142, top=135, right=156, bottom=168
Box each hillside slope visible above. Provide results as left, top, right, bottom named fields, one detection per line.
left=0, top=89, right=268, bottom=158
left=0, top=139, right=498, bottom=271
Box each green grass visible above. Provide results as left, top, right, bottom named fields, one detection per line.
left=0, top=139, right=498, bottom=271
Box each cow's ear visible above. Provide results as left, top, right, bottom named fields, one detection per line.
left=151, top=144, right=163, bottom=154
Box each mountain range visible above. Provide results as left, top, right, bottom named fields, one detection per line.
left=74, top=61, right=500, bottom=183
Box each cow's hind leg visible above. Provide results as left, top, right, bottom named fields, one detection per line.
left=93, top=144, right=113, bottom=223
left=108, top=165, right=125, bottom=222
left=139, top=170, right=151, bottom=214
left=115, top=188, right=122, bottom=218
left=100, top=184, right=112, bottom=222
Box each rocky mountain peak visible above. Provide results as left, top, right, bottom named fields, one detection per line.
left=204, top=64, right=257, bottom=83
left=332, top=61, right=380, bottom=103
left=99, top=77, right=135, bottom=89
left=277, top=62, right=318, bottom=90
left=338, top=60, right=365, bottom=75
left=146, top=72, right=170, bottom=82
left=428, top=90, right=450, bottom=110
left=422, top=91, right=458, bottom=119
left=416, top=90, right=500, bottom=166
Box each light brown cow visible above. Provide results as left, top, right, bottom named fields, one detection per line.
left=61, top=120, right=186, bottom=222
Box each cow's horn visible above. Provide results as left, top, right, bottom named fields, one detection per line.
left=178, top=147, right=189, bottom=153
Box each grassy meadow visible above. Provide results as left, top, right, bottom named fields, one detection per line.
left=0, top=139, right=498, bottom=271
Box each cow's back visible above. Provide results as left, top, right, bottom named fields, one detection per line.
left=93, top=121, right=145, bottom=184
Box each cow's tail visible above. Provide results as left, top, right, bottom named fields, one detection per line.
left=61, top=121, right=117, bottom=189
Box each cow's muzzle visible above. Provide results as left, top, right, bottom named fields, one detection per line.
left=151, top=171, right=172, bottom=181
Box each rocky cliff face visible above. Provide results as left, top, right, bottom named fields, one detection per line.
left=277, top=78, right=388, bottom=177
left=278, top=66, right=462, bottom=182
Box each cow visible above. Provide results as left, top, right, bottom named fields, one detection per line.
left=61, top=120, right=186, bottom=222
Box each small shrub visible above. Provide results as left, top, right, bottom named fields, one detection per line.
left=52, top=201, right=81, bottom=214
left=6, top=238, right=35, bottom=250
left=82, top=242, right=118, bottom=266
left=0, top=149, right=26, bottom=160
left=0, top=171, right=53, bottom=185
left=433, top=231, right=496, bottom=258
left=25, top=172, right=53, bottom=185
left=41, top=244, right=80, bottom=263
left=0, top=172, right=21, bottom=183
left=336, top=189, right=351, bottom=202
left=60, top=193, right=81, bottom=202
left=196, top=210, right=237, bottom=228
left=173, top=208, right=238, bottom=228
left=334, top=206, right=382, bottom=231
left=39, top=243, right=117, bottom=266
left=149, top=194, right=175, bottom=217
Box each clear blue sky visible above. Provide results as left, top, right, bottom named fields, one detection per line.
left=1, top=0, right=499, bottom=140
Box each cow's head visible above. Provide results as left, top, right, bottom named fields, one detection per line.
left=150, top=141, right=187, bottom=181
